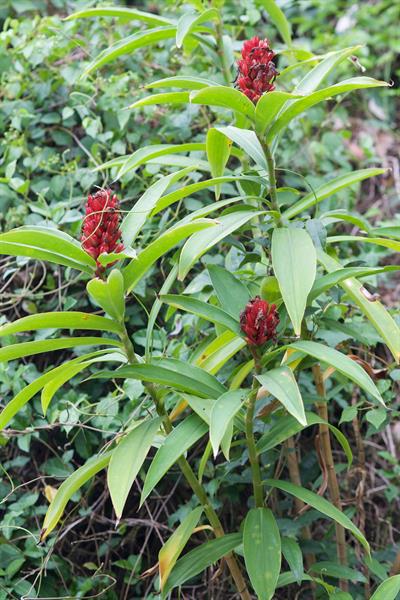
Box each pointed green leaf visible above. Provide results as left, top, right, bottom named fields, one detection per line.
left=163, top=533, right=242, bottom=596
left=191, top=86, right=256, bottom=120
left=210, top=390, right=246, bottom=457
left=283, top=168, right=387, bottom=219
left=0, top=312, right=121, bottom=336
left=176, top=8, right=218, bottom=48
left=266, top=479, right=369, bottom=552
left=217, top=126, right=267, bottom=169
left=159, top=506, right=203, bottom=594
left=123, top=219, right=216, bottom=292
left=272, top=228, right=316, bottom=335
left=256, top=367, right=307, bottom=426
left=370, top=575, right=400, bottom=600
left=179, top=209, right=262, bottom=280
left=255, top=91, right=303, bottom=135
left=290, top=340, right=384, bottom=405
left=244, top=508, right=281, bottom=600
left=208, top=264, right=251, bottom=319
left=65, top=7, right=173, bottom=26
left=128, top=91, right=190, bottom=109
left=41, top=452, right=112, bottom=540
left=161, top=294, right=241, bottom=335
left=141, top=414, right=208, bottom=504
left=206, top=129, right=232, bottom=199
left=108, top=417, right=162, bottom=518
left=0, top=337, right=120, bottom=363
left=147, top=75, right=218, bottom=90
left=281, top=538, right=303, bottom=585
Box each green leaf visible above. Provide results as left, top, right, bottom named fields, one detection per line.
left=123, top=219, right=216, bottom=293
left=0, top=351, right=112, bottom=429
left=309, top=265, right=400, bottom=303
left=0, top=312, right=121, bottom=336
left=150, top=176, right=250, bottom=216
left=0, top=226, right=96, bottom=273
left=128, top=91, right=190, bottom=109
left=244, top=508, right=281, bottom=600
left=83, top=27, right=177, bottom=77
left=64, top=7, right=173, bottom=26
left=328, top=235, right=400, bottom=253
left=283, top=168, right=387, bottom=219
left=317, top=251, right=400, bottom=364
left=98, top=360, right=225, bottom=399
left=0, top=337, right=120, bottom=363
left=141, top=414, right=208, bottom=504
left=272, top=228, right=316, bottom=335
left=365, top=408, right=387, bottom=430
left=41, top=361, right=92, bottom=415
left=146, top=264, right=178, bottom=361
left=294, top=46, right=362, bottom=94
left=289, top=340, right=384, bottom=406
left=191, top=86, right=256, bottom=120
left=310, top=561, right=366, bottom=582
left=116, top=146, right=200, bottom=179
left=256, top=367, right=307, bottom=426
left=256, top=0, right=292, bottom=46
left=281, top=538, right=303, bottom=585
left=160, top=294, right=241, bottom=335
left=159, top=506, right=203, bottom=594
left=163, top=533, right=242, bottom=596
left=255, top=91, right=303, bottom=135
left=208, top=264, right=250, bottom=319
left=176, top=8, right=218, bottom=48
left=121, top=169, right=193, bottom=245
left=217, top=126, right=267, bottom=169
left=210, top=390, right=246, bottom=457
left=197, top=331, right=246, bottom=375
left=41, top=452, right=112, bottom=540
left=370, top=575, right=400, bottom=600
left=257, top=412, right=353, bottom=470
left=178, top=209, right=262, bottom=280
left=268, top=78, right=389, bottom=141
left=147, top=75, right=218, bottom=90
left=108, top=417, right=162, bottom=518
left=266, top=479, right=369, bottom=552
left=87, top=269, right=125, bottom=323
left=206, top=129, right=231, bottom=199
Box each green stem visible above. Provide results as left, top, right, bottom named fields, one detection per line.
left=246, top=347, right=264, bottom=508
left=119, top=323, right=251, bottom=600
left=216, top=16, right=231, bottom=85
left=260, top=137, right=282, bottom=225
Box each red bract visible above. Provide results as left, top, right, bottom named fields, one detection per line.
left=236, top=36, right=278, bottom=104
left=81, top=189, right=124, bottom=277
left=240, top=296, right=279, bottom=346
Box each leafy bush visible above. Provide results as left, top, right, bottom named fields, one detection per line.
left=0, top=1, right=399, bottom=599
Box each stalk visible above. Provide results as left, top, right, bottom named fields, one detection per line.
left=246, top=348, right=264, bottom=508
left=312, top=364, right=348, bottom=592
left=215, top=16, right=231, bottom=85
left=119, top=324, right=251, bottom=600
left=260, top=137, right=282, bottom=225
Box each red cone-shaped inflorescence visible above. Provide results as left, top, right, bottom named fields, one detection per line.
left=236, top=36, right=278, bottom=104
left=81, top=189, right=124, bottom=277
left=240, top=296, right=279, bottom=346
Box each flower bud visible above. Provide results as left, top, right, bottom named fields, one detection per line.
left=236, top=36, right=278, bottom=104
left=240, top=296, right=279, bottom=346
left=81, top=189, right=124, bottom=276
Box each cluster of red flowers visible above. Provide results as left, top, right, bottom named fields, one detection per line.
left=236, top=36, right=278, bottom=104
left=81, top=189, right=124, bottom=277
left=240, top=296, right=279, bottom=346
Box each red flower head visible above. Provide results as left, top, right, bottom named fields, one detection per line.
left=81, top=189, right=124, bottom=277
left=240, top=296, right=279, bottom=346
left=236, top=36, right=278, bottom=104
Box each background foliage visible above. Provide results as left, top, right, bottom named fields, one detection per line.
left=0, top=0, right=399, bottom=598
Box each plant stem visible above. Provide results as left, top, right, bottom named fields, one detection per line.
left=260, top=137, right=282, bottom=225
left=215, top=16, right=231, bottom=85
left=119, top=324, right=251, bottom=600
left=313, top=364, right=348, bottom=592
left=246, top=387, right=264, bottom=508
left=246, top=348, right=264, bottom=508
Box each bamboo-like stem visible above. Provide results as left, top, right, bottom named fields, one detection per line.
left=285, top=436, right=315, bottom=572
left=119, top=324, right=251, bottom=600
left=313, top=364, right=348, bottom=592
